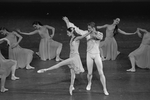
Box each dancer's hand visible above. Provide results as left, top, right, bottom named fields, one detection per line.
left=37, top=69, right=47, bottom=73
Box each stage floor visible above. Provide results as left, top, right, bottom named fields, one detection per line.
left=0, top=53, right=150, bottom=100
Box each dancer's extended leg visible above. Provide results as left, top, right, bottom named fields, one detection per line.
left=37, top=58, right=73, bottom=73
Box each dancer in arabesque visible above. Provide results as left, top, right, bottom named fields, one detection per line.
left=38, top=26, right=91, bottom=95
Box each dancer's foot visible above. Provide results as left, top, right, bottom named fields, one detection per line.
left=37, top=69, right=47, bottom=73
left=69, top=85, right=75, bottom=95
left=56, top=57, right=63, bottom=62
left=11, top=76, right=19, bottom=80
left=104, top=89, right=109, bottom=95
left=26, top=65, right=35, bottom=70
left=1, top=88, right=8, bottom=92
left=86, top=82, right=91, bottom=91
left=126, top=68, right=135, bottom=72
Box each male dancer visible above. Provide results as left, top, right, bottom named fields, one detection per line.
left=63, top=17, right=109, bottom=95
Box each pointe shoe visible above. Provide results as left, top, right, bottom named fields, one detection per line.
left=69, top=86, right=75, bottom=95
left=1, top=88, right=8, bottom=92
left=104, top=89, right=109, bottom=95
left=126, top=69, right=135, bottom=72
left=37, top=69, right=47, bottom=73
left=86, top=83, right=91, bottom=91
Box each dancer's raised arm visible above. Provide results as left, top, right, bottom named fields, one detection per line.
left=63, top=16, right=88, bottom=36
left=137, top=28, right=149, bottom=33
left=136, top=28, right=149, bottom=38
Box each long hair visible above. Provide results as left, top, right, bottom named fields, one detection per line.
left=113, top=25, right=118, bottom=36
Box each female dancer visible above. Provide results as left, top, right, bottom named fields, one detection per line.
left=127, top=28, right=150, bottom=72
left=97, top=18, right=136, bottom=60
left=0, top=27, right=34, bottom=69
left=37, top=27, right=91, bottom=95
left=17, top=21, right=63, bottom=61
left=0, top=38, right=19, bottom=92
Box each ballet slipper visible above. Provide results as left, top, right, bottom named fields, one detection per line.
left=37, top=69, right=47, bottom=73
left=86, top=82, right=91, bottom=91
left=11, top=76, right=20, bottom=80
left=69, top=85, right=75, bottom=95
left=1, top=88, right=8, bottom=92
left=103, top=89, right=109, bottom=95
left=126, top=68, right=135, bottom=72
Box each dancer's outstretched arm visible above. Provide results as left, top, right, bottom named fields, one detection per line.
left=97, top=24, right=108, bottom=29
left=118, top=29, right=136, bottom=35
left=17, top=29, right=38, bottom=35
left=75, top=31, right=91, bottom=41
left=37, top=57, right=74, bottom=73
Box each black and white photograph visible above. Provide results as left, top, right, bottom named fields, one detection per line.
left=0, top=0, right=150, bottom=100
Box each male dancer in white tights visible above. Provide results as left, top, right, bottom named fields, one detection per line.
left=63, top=17, right=109, bottom=95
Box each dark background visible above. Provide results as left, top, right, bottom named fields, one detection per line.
left=0, top=1, right=150, bottom=59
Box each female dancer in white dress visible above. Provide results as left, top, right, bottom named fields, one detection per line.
left=127, top=28, right=150, bottom=72
left=0, top=38, right=19, bottom=92
left=17, top=21, right=63, bottom=61
left=38, top=27, right=91, bottom=95
left=97, top=18, right=136, bottom=60
left=0, top=27, right=34, bottom=69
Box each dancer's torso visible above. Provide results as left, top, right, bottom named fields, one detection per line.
left=142, top=33, right=150, bottom=45
left=6, top=32, right=17, bottom=46
left=87, top=34, right=100, bottom=54
left=70, top=40, right=79, bottom=55
left=106, top=25, right=115, bottom=38
left=38, top=27, right=51, bottom=39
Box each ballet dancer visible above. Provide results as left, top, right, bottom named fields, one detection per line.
left=37, top=27, right=91, bottom=95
